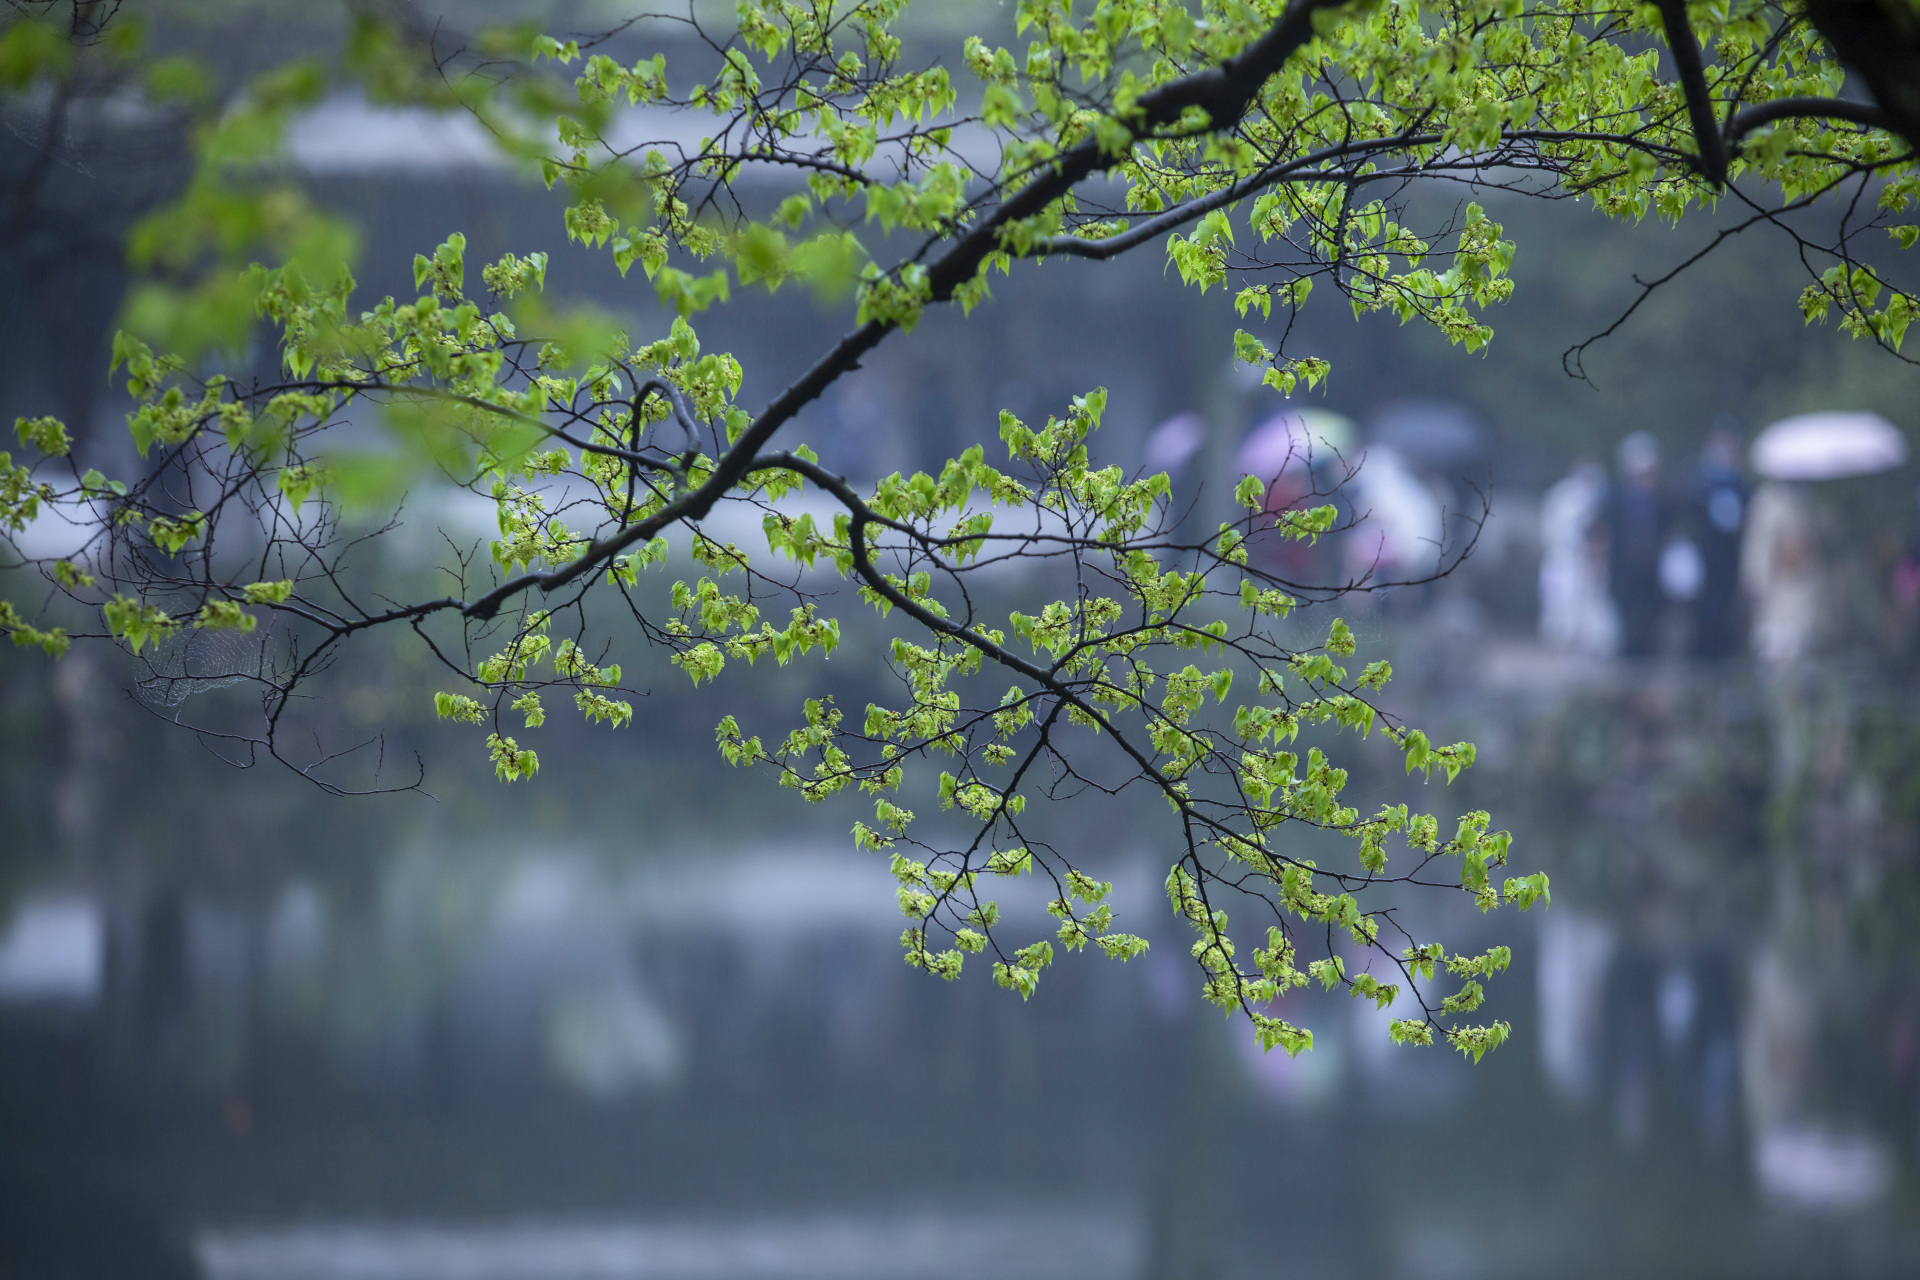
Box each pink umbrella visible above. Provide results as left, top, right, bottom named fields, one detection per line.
left=1144, top=412, right=1207, bottom=473
left=1233, top=409, right=1356, bottom=481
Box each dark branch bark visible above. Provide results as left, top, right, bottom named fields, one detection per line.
left=459, top=319, right=893, bottom=619
left=1804, top=0, right=1920, bottom=153
left=1036, top=133, right=1441, bottom=260
left=922, top=0, right=1346, bottom=305
left=1655, top=0, right=1731, bottom=187
left=1724, top=94, right=1893, bottom=144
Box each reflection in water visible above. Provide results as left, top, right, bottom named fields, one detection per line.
left=8, top=638, right=1920, bottom=1277
left=0, top=894, right=102, bottom=1002
left=1477, top=651, right=1919, bottom=1221
left=196, top=1210, right=1144, bottom=1280
left=1535, top=910, right=1613, bottom=1106
left=1755, top=1127, right=1896, bottom=1212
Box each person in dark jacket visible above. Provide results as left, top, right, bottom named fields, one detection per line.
left=1683, top=424, right=1751, bottom=658
left=1598, top=431, right=1672, bottom=658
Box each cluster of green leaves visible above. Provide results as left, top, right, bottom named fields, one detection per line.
left=7, top=215, right=1533, bottom=1049
left=3, top=0, right=1913, bottom=1050
left=476, top=0, right=1915, bottom=378
left=686, top=374, right=1536, bottom=1054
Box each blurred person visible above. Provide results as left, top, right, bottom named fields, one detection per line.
left=1597, top=432, right=1672, bottom=658
left=1538, top=456, right=1619, bottom=656
left=1741, top=481, right=1822, bottom=665
left=1682, top=424, right=1751, bottom=659
left=1892, top=488, right=1920, bottom=647
left=1234, top=409, right=1354, bottom=584
left=1342, top=441, right=1445, bottom=593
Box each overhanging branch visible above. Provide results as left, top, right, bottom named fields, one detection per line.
left=1725, top=94, right=1892, bottom=145
left=1655, top=0, right=1731, bottom=187
left=456, top=0, right=1352, bottom=620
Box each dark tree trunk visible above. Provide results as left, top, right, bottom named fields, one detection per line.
left=1805, top=0, right=1920, bottom=153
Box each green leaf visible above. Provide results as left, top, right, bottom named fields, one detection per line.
left=14, top=416, right=69, bottom=456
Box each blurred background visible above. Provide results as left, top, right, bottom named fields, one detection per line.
left=6, top=3, right=1920, bottom=1278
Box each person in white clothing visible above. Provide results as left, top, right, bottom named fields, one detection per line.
left=1740, top=482, right=1823, bottom=665
left=1538, top=459, right=1619, bottom=656
left=1343, top=442, right=1445, bottom=584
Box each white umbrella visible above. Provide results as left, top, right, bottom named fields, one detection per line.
left=1750, top=411, right=1907, bottom=480
left=1234, top=409, right=1356, bottom=480
left=1344, top=442, right=1443, bottom=573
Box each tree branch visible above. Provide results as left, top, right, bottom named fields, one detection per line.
left=1036, top=134, right=1442, bottom=260
left=1655, top=0, right=1731, bottom=187
left=1803, top=0, right=1920, bottom=153
left=455, top=0, right=1349, bottom=620
left=1725, top=94, right=1892, bottom=145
